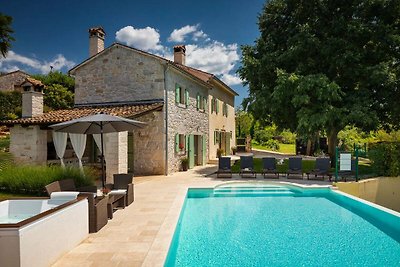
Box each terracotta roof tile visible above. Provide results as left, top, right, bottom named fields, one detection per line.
left=22, top=77, right=44, bottom=87
left=2, top=102, right=163, bottom=126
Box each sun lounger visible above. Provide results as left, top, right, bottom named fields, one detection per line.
left=240, top=156, right=256, bottom=178
left=307, top=158, right=332, bottom=180
left=262, top=157, right=279, bottom=179
left=286, top=157, right=303, bottom=179
left=217, top=157, right=232, bottom=178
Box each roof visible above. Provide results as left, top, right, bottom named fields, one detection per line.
left=2, top=102, right=163, bottom=127
left=69, top=43, right=238, bottom=96
left=21, top=77, right=44, bottom=87
left=0, top=70, right=30, bottom=77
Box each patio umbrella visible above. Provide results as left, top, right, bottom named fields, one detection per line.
left=50, top=112, right=146, bottom=188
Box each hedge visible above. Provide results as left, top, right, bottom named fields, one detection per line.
left=369, top=142, right=400, bottom=177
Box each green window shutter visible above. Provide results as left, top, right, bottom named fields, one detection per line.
left=175, top=134, right=179, bottom=152
left=211, top=97, right=214, bottom=113
left=175, top=84, right=180, bottom=103
left=185, top=135, right=189, bottom=153
left=204, top=97, right=207, bottom=111
left=185, top=89, right=189, bottom=107
left=216, top=99, right=219, bottom=114
left=214, top=131, right=217, bottom=145
left=226, top=104, right=228, bottom=117
left=202, top=135, right=207, bottom=165
left=196, top=93, right=200, bottom=110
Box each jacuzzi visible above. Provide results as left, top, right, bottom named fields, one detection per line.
left=0, top=193, right=88, bottom=267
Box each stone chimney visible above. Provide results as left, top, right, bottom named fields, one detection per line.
left=173, top=45, right=186, bottom=65
left=20, top=78, right=44, bottom=118
left=89, top=27, right=105, bottom=57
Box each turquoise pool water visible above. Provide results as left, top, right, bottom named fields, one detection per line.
left=165, top=183, right=400, bottom=266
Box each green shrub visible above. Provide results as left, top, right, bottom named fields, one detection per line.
left=280, top=130, right=296, bottom=144
left=0, top=165, right=96, bottom=195
left=261, top=139, right=280, bottom=151
left=369, top=142, right=400, bottom=177
left=0, top=91, right=22, bottom=120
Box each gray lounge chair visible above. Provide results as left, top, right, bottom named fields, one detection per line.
left=307, top=158, right=331, bottom=180
left=286, top=157, right=303, bottom=179
left=240, top=156, right=256, bottom=178
left=106, top=173, right=134, bottom=206
left=262, top=157, right=279, bottom=179
left=217, top=157, right=232, bottom=178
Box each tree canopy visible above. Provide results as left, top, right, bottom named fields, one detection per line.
left=33, top=71, right=75, bottom=110
left=0, top=13, right=15, bottom=58
left=238, top=0, right=400, bottom=155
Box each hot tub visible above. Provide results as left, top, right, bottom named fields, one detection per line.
left=0, top=193, right=88, bottom=267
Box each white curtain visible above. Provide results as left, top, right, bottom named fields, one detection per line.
left=69, top=133, right=86, bottom=171
left=93, top=134, right=108, bottom=163
left=52, top=131, right=68, bottom=168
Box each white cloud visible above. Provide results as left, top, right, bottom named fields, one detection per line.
left=185, top=42, right=241, bottom=85
left=0, top=51, right=75, bottom=74
left=116, top=26, right=163, bottom=51
left=168, top=24, right=208, bottom=43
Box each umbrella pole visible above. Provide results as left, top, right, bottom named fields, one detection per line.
left=100, top=123, right=105, bottom=189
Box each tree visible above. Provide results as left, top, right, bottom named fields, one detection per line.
left=235, top=110, right=254, bottom=138
left=33, top=71, right=75, bottom=92
left=44, top=84, right=74, bottom=110
left=238, top=0, right=400, bottom=156
left=33, top=71, right=75, bottom=110
left=0, top=13, right=15, bottom=57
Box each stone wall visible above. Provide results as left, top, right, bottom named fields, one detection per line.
left=105, top=132, right=128, bottom=183
left=133, top=110, right=165, bottom=175
left=0, top=71, right=30, bottom=92
left=166, top=68, right=209, bottom=173
left=73, top=45, right=165, bottom=105
left=22, top=92, right=43, bottom=118
left=9, top=125, right=47, bottom=164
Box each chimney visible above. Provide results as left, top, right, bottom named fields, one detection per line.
left=173, top=45, right=186, bottom=65
left=20, top=78, right=44, bottom=118
left=89, top=27, right=105, bottom=57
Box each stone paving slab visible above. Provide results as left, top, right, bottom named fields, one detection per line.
left=53, top=165, right=331, bottom=266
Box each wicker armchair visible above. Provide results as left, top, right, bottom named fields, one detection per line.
left=45, top=179, right=97, bottom=196
left=106, top=173, right=134, bottom=206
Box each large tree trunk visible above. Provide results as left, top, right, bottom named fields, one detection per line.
left=328, top=129, right=339, bottom=166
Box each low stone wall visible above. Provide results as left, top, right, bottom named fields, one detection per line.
left=334, top=177, right=400, bottom=212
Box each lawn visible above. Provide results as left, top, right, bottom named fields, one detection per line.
left=0, top=136, right=10, bottom=150
left=252, top=142, right=296, bottom=154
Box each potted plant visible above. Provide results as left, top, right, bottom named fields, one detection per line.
left=231, top=146, right=237, bottom=155
left=216, top=148, right=225, bottom=158
left=181, top=157, right=189, bottom=171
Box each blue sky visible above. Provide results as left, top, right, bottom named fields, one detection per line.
left=1, top=0, right=265, bottom=106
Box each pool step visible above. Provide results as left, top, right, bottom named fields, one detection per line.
left=213, top=187, right=296, bottom=197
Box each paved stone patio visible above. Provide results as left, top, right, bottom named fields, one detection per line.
left=53, top=165, right=331, bottom=267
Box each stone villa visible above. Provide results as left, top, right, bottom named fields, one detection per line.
left=3, top=27, right=237, bottom=181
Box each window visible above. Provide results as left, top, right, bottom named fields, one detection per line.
left=175, top=83, right=189, bottom=107
left=211, top=97, right=219, bottom=114
left=222, top=102, right=228, bottom=117
left=197, top=94, right=207, bottom=111
left=175, top=133, right=186, bottom=153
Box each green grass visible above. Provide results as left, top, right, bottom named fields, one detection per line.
left=252, top=142, right=296, bottom=154
left=231, top=158, right=375, bottom=177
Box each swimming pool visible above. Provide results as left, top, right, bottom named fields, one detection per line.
left=165, top=182, right=400, bottom=266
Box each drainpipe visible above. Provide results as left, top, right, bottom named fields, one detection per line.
left=163, top=63, right=170, bottom=176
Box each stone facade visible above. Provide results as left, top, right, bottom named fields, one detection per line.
left=22, top=91, right=43, bottom=118
left=10, top=125, right=47, bottom=164
left=133, top=111, right=165, bottom=175
left=166, top=68, right=209, bottom=173
left=105, top=132, right=128, bottom=183
left=0, top=70, right=30, bottom=92
left=72, top=45, right=164, bottom=105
